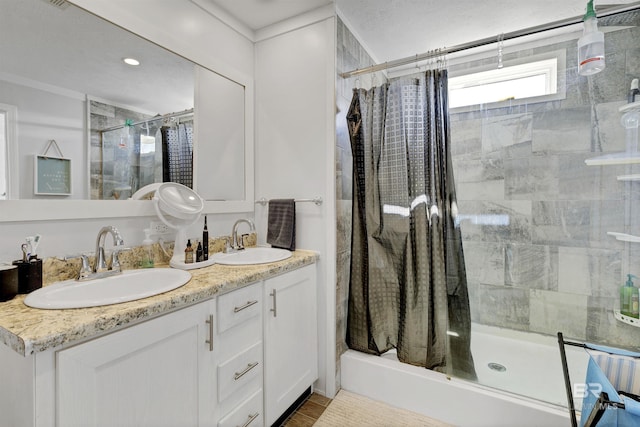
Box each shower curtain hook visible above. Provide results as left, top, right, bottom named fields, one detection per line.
left=497, top=33, right=505, bottom=69
left=355, top=76, right=360, bottom=89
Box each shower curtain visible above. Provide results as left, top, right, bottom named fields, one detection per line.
left=346, top=69, right=476, bottom=379
left=161, top=122, right=193, bottom=188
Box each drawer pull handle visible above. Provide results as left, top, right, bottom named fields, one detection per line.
left=234, top=300, right=258, bottom=313
left=237, top=412, right=259, bottom=427
left=205, top=314, right=214, bottom=352
left=234, top=361, right=259, bottom=381
left=270, top=289, right=277, bottom=317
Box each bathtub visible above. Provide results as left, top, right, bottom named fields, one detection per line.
left=340, top=324, right=589, bottom=426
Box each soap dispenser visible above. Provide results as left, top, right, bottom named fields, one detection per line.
left=141, top=229, right=155, bottom=268
left=621, top=274, right=638, bottom=317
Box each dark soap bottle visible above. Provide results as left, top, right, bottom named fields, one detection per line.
left=196, top=241, right=203, bottom=263
left=202, top=216, right=209, bottom=260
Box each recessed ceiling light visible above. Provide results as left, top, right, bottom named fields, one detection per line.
left=123, top=58, right=140, bottom=66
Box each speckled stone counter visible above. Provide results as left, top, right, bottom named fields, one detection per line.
left=0, top=250, right=317, bottom=357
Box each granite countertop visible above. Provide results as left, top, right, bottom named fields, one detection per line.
left=0, top=250, right=317, bottom=357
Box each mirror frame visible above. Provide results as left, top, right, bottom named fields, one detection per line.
left=0, top=2, right=254, bottom=222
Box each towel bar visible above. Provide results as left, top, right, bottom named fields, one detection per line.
left=255, top=197, right=322, bottom=206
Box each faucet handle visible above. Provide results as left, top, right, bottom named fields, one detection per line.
left=78, top=255, right=92, bottom=280
left=111, top=247, right=131, bottom=272
left=223, top=236, right=233, bottom=254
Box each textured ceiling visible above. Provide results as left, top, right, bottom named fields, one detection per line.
left=206, top=0, right=638, bottom=63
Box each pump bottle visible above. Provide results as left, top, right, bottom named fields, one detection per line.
left=577, top=0, right=605, bottom=76
left=621, top=274, right=638, bottom=317
left=141, top=229, right=154, bottom=268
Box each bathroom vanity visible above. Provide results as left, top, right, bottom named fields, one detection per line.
left=0, top=251, right=318, bottom=427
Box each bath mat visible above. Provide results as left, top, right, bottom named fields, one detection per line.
left=313, top=390, right=452, bottom=426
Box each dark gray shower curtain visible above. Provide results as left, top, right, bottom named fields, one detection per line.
left=346, top=69, right=476, bottom=379
left=161, top=122, right=193, bottom=188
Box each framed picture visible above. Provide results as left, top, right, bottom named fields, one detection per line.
left=34, top=155, right=72, bottom=196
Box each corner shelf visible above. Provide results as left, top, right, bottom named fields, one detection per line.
left=607, top=232, right=640, bottom=243
left=619, top=101, right=640, bottom=113
left=585, top=152, right=640, bottom=166
left=617, top=174, right=640, bottom=181
left=614, top=310, right=640, bottom=327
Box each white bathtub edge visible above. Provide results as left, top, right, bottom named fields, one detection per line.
left=340, top=349, right=570, bottom=427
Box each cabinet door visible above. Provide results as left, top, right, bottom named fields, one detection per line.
left=263, top=265, right=317, bottom=426
left=57, top=300, right=216, bottom=427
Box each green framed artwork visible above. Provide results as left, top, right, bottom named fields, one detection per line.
left=34, top=155, right=72, bottom=195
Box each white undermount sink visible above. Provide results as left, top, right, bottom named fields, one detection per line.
left=24, top=268, right=192, bottom=309
left=211, top=247, right=292, bottom=265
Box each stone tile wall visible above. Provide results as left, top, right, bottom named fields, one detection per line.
left=452, top=10, right=640, bottom=348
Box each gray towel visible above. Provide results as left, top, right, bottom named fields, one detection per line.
left=267, top=199, right=296, bottom=251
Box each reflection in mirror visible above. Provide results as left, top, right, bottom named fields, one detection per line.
left=0, top=0, right=246, bottom=202
left=90, top=103, right=194, bottom=200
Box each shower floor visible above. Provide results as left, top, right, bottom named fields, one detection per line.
left=379, top=324, right=589, bottom=407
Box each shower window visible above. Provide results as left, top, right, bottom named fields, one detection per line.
left=449, top=50, right=565, bottom=109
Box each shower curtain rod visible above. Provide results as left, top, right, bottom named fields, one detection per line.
left=100, top=108, right=194, bottom=133
left=340, top=2, right=640, bottom=78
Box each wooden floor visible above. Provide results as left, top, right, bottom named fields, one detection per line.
left=281, top=393, right=332, bottom=426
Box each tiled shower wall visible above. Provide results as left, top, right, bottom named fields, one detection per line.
left=336, top=9, right=640, bottom=382
left=451, top=10, right=640, bottom=348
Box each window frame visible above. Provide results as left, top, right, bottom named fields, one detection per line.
left=448, top=49, right=566, bottom=113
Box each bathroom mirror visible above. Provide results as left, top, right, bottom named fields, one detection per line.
left=0, top=0, right=253, bottom=220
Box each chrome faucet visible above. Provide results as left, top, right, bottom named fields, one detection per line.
left=230, top=219, right=255, bottom=251
left=75, top=226, right=127, bottom=281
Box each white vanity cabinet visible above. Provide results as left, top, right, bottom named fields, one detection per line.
left=263, top=264, right=318, bottom=426
left=56, top=299, right=217, bottom=427
left=215, top=281, right=264, bottom=427
left=0, top=262, right=317, bottom=427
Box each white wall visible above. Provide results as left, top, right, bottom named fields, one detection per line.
left=0, top=0, right=254, bottom=262
left=0, top=80, right=86, bottom=199
left=254, top=14, right=337, bottom=397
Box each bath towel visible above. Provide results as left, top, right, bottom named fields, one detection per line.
left=267, top=199, right=296, bottom=251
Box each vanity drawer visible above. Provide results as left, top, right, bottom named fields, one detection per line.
left=217, top=282, right=261, bottom=333
left=218, top=389, right=263, bottom=427
left=218, top=341, right=262, bottom=402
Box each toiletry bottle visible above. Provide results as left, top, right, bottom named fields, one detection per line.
left=185, top=239, right=194, bottom=264
left=196, top=240, right=203, bottom=263
left=202, top=216, right=209, bottom=261
left=632, top=287, right=639, bottom=319
left=141, top=229, right=155, bottom=268
left=621, top=274, right=637, bottom=316
left=577, top=0, right=605, bottom=76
